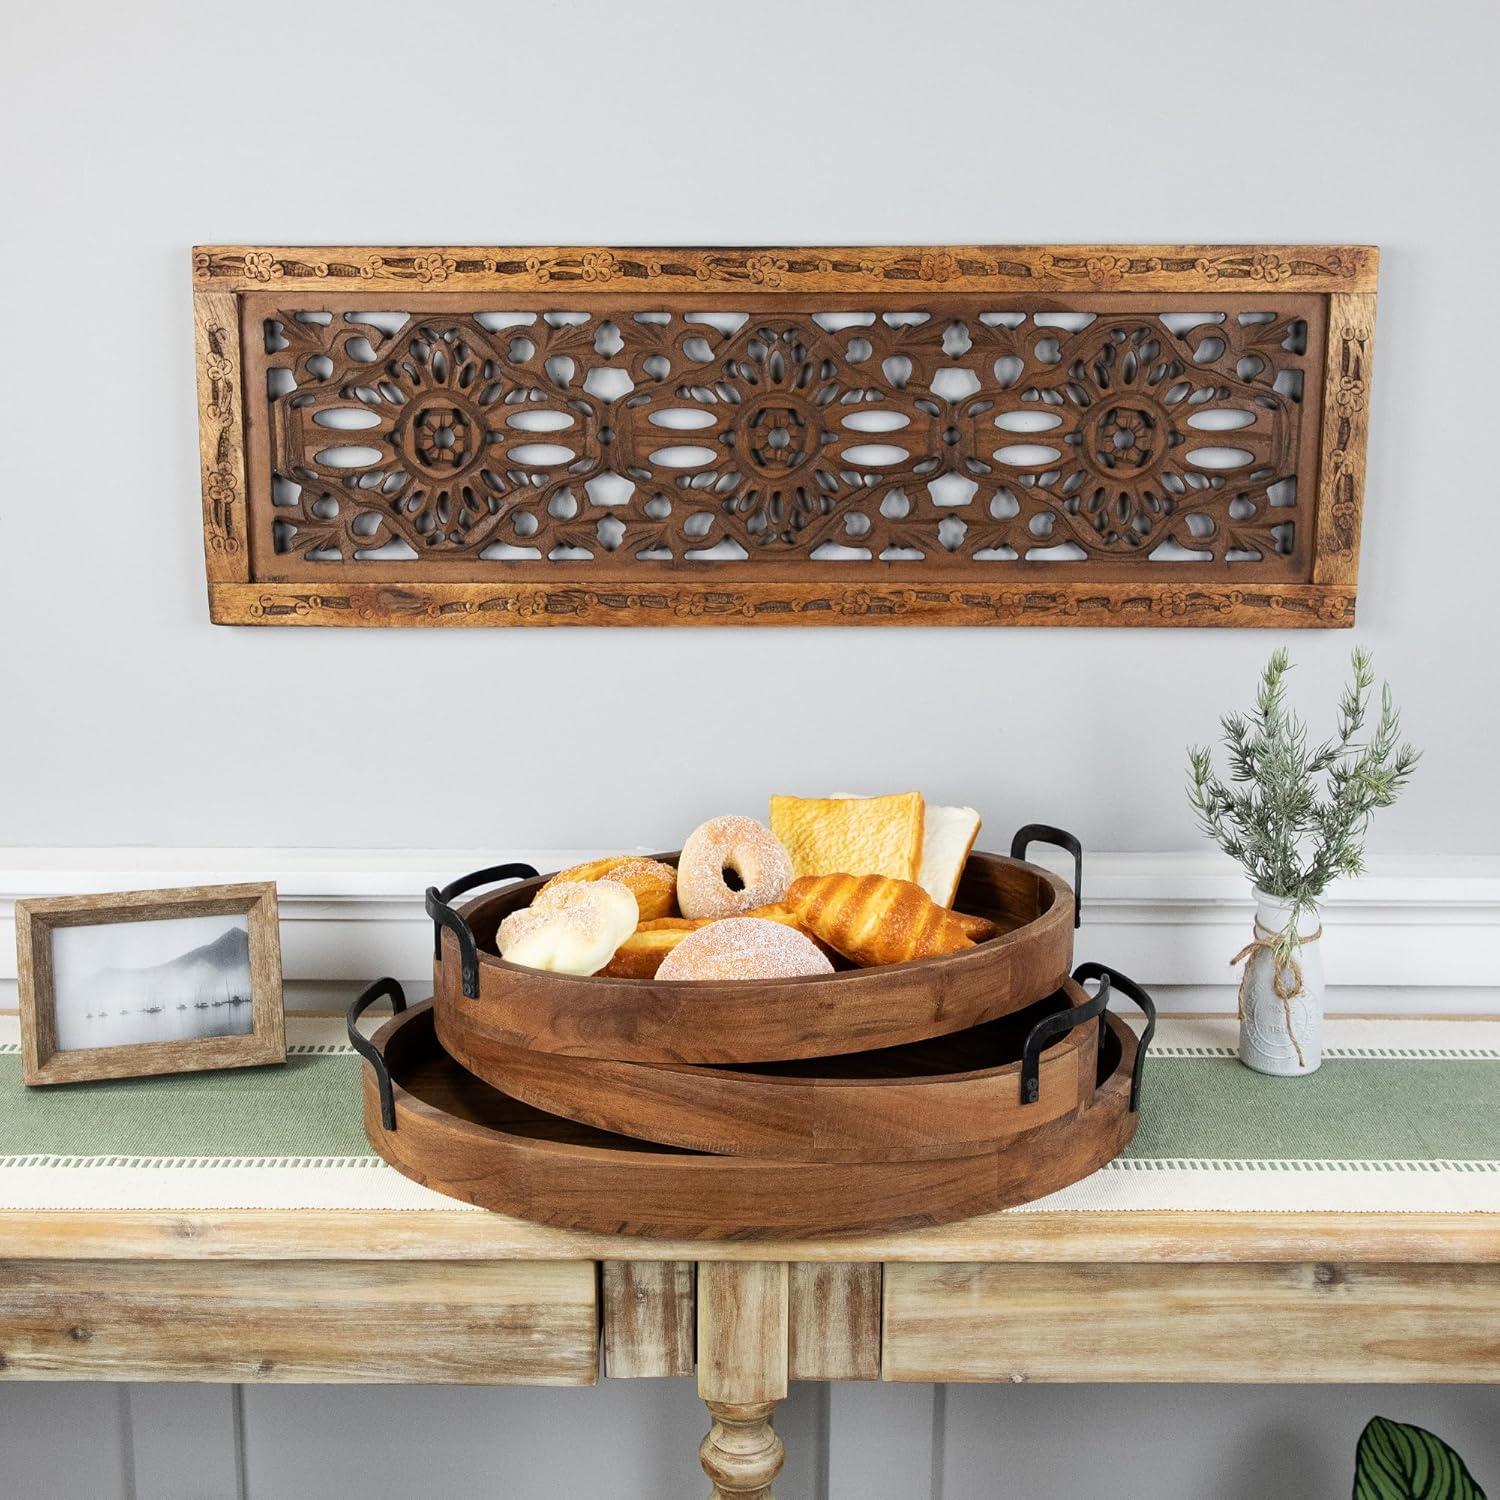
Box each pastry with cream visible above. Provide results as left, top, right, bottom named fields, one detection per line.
left=497, top=879, right=638, bottom=976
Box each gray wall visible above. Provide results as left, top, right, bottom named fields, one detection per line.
left=3, top=1, right=1498, bottom=1495
left=5, top=1381, right=1498, bottom=1498
left=1, top=0, right=1497, bottom=855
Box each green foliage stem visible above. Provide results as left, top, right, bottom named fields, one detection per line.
left=1187, top=649, right=1420, bottom=959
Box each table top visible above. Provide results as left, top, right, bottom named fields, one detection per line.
left=4, top=1012, right=1499, bottom=1264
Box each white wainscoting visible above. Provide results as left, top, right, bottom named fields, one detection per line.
left=2, top=847, right=1497, bottom=1013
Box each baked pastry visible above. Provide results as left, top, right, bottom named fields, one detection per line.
left=497, top=880, right=638, bottom=975
left=779, top=874, right=975, bottom=968
left=917, top=804, right=982, bottom=907
left=598, top=917, right=711, bottom=979
left=951, top=909, right=998, bottom=943
left=769, top=792, right=925, bottom=882
left=655, top=917, right=834, bottom=982
left=755, top=896, right=990, bottom=952
left=742, top=902, right=843, bottom=964
left=539, top=856, right=678, bottom=921
left=677, top=816, right=794, bottom=920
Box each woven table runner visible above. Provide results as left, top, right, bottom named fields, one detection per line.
left=1, top=1013, right=1498, bottom=1214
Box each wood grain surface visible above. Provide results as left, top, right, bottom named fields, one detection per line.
left=602, top=1261, right=695, bottom=1378
left=882, top=1261, right=1500, bottom=1383
left=6, top=1209, right=1494, bottom=1266
left=0, top=1258, right=596, bottom=1384
left=698, top=1262, right=788, bottom=1499
left=789, top=1264, right=882, bottom=1381
left=361, top=1002, right=1138, bottom=1238
left=437, top=980, right=1099, bottom=1161
left=438, top=851, right=1073, bottom=1065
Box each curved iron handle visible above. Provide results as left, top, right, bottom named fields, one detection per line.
left=425, top=862, right=539, bottom=999
left=1019, top=976, right=1111, bottom=1106
left=346, top=977, right=408, bottom=1132
left=1072, top=960, right=1156, bottom=1112
left=1009, top=824, right=1084, bottom=930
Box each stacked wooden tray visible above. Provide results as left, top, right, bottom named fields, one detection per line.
left=349, top=831, right=1155, bottom=1238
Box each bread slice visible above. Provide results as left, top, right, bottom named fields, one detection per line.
left=917, top=803, right=982, bottom=907
left=769, top=792, right=925, bottom=882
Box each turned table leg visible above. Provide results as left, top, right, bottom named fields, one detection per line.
left=699, top=1400, right=784, bottom=1498
left=697, top=1262, right=788, bottom=1499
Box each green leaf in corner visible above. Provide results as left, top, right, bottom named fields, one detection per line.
left=1354, top=1416, right=1487, bottom=1500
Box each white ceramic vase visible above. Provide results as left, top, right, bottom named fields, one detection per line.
left=1237, top=887, right=1324, bottom=1076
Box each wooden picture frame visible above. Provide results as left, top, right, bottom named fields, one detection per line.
left=15, top=883, right=286, bottom=1086
left=194, top=244, right=1377, bottom=628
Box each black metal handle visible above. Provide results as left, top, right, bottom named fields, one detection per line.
left=1019, top=977, right=1111, bottom=1106
left=426, top=862, right=539, bottom=999
left=346, top=977, right=408, bottom=1132
left=1010, top=823, right=1084, bottom=930
left=1072, top=960, right=1156, bottom=1112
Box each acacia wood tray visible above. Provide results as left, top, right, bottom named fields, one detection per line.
left=350, top=984, right=1146, bottom=1239
left=427, top=834, right=1079, bottom=1066
left=436, top=980, right=1101, bottom=1162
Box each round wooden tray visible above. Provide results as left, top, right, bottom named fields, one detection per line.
left=429, top=845, right=1076, bottom=1065
left=351, top=985, right=1144, bottom=1239
left=436, top=979, right=1102, bottom=1163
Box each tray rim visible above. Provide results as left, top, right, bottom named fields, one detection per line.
left=370, top=1000, right=1135, bottom=1169
left=435, top=978, right=1103, bottom=1161
left=361, top=1000, right=1139, bottom=1237
left=439, top=978, right=1094, bottom=1091
left=460, top=847, right=1073, bottom=992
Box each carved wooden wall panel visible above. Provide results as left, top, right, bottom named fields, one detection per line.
left=193, top=246, right=1376, bottom=626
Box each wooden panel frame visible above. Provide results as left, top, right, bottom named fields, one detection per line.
left=15, top=883, right=286, bottom=1085
left=0, top=1258, right=597, bottom=1384
left=881, top=1261, right=1500, bottom=1383
left=193, top=244, right=1377, bottom=627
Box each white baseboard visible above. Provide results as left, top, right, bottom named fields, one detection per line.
left=2, top=847, right=1497, bottom=1014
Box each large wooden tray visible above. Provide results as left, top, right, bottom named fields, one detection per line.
left=353, top=994, right=1141, bottom=1239
left=436, top=981, right=1101, bottom=1162
left=431, top=847, right=1075, bottom=1065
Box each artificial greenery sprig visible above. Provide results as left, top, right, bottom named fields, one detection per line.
left=1188, top=649, right=1420, bottom=956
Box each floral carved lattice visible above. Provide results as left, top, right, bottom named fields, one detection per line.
left=256, top=301, right=1319, bottom=576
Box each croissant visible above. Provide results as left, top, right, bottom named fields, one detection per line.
left=951, top=909, right=998, bottom=943
left=778, top=874, right=977, bottom=968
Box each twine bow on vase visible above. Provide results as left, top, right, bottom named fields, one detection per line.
left=1231, top=919, right=1323, bottom=1071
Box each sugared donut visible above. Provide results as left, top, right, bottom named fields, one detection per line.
left=655, top=917, right=833, bottom=982
left=498, top=880, right=638, bottom=975
left=541, top=856, right=678, bottom=920
left=677, top=816, right=794, bottom=920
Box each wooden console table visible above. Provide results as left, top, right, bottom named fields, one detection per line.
left=3, top=1014, right=1498, bottom=1496
left=2, top=1209, right=1499, bottom=1497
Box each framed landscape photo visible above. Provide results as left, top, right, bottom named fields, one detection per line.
left=14, top=883, right=286, bottom=1085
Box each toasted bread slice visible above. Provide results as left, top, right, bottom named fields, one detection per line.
left=823, top=794, right=981, bottom=908
left=918, top=804, right=982, bottom=907
left=769, top=792, right=925, bottom=882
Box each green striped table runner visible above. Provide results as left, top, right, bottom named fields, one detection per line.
left=1, top=1014, right=1497, bottom=1213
